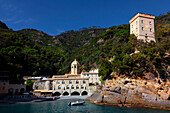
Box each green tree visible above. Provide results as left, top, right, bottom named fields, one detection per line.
left=26, top=79, right=33, bottom=91
left=99, top=59, right=112, bottom=80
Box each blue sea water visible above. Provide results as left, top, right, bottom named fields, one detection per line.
left=0, top=100, right=169, bottom=113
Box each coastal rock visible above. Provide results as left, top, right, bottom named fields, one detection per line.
left=103, top=92, right=126, bottom=104
left=85, top=92, right=100, bottom=103
left=120, top=87, right=129, bottom=95
left=158, top=90, right=170, bottom=100
left=86, top=77, right=170, bottom=110
left=125, top=94, right=143, bottom=106
left=142, top=93, right=156, bottom=102
left=109, top=86, right=121, bottom=94
left=95, top=95, right=103, bottom=103
left=136, top=86, right=154, bottom=95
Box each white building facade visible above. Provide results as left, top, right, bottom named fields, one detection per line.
left=81, top=69, right=101, bottom=85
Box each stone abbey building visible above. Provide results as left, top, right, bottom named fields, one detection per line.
left=129, top=13, right=155, bottom=42
left=33, top=59, right=89, bottom=96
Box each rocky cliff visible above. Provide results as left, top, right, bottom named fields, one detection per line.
left=86, top=77, right=170, bottom=110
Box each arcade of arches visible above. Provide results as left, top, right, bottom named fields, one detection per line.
left=52, top=91, right=88, bottom=96
left=8, top=84, right=26, bottom=95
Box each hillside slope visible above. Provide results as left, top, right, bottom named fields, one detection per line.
left=0, top=12, right=169, bottom=83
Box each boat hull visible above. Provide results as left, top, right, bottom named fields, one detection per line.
left=68, top=101, right=85, bottom=106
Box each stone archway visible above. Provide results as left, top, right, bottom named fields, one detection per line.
left=20, top=88, right=25, bottom=94
left=71, top=91, right=80, bottom=96
left=15, top=89, right=19, bottom=95
left=53, top=92, right=61, bottom=96
left=82, top=91, right=88, bottom=96
left=63, top=91, right=69, bottom=96
left=8, top=88, right=13, bottom=95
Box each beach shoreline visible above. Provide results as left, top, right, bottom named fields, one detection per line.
left=0, top=95, right=90, bottom=104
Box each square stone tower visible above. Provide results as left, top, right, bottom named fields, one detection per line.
left=129, top=13, right=155, bottom=42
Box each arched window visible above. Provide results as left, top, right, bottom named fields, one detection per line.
left=76, top=80, right=79, bottom=84
left=71, top=85, right=74, bottom=89
left=69, top=80, right=72, bottom=84
left=66, top=85, right=69, bottom=89
left=76, top=85, right=79, bottom=89
left=83, top=80, right=86, bottom=84
left=81, top=85, right=84, bottom=89
left=62, top=80, right=65, bottom=84
left=58, top=85, right=61, bottom=89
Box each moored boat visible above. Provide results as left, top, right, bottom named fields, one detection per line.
left=68, top=101, right=85, bottom=106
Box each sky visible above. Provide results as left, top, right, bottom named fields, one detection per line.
left=0, top=0, right=169, bottom=36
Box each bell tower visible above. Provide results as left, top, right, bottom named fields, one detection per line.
left=71, top=59, right=80, bottom=75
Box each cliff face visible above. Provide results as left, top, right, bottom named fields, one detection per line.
left=86, top=77, right=170, bottom=110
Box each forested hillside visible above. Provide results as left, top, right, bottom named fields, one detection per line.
left=0, top=12, right=169, bottom=83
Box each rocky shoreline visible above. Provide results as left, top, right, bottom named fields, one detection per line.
left=85, top=77, right=170, bottom=110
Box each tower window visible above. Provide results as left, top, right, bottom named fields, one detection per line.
left=62, top=80, right=65, bottom=84
left=145, top=36, right=148, bottom=42
left=76, top=80, right=79, bottom=84
left=136, top=28, right=138, bottom=31
left=150, top=28, right=152, bottom=32
left=149, top=21, right=151, bottom=25
left=58, top=85, right=61, bottom=89
left=142, top=27, right=144, bottom=31
left=136, top=21, right=138, bottom=25
left=141, top=20, right=143, bottom=23
left=69, top=80, right=72, bottom=84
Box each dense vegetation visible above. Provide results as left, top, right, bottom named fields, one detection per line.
left=0, top=12, right=169, bottom=83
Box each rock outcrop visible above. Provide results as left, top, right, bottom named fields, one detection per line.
left=85, top=77, right=170, bottom=110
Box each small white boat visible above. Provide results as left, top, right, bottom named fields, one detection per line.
left=68, top=101, right=85, bottom=106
